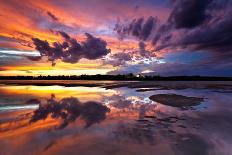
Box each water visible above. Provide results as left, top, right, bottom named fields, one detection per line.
left=0, top=81, right=232, bottom=155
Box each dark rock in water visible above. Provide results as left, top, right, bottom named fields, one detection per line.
left=149, top=94, right=204, bottom=108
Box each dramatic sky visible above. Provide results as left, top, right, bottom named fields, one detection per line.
left=0, top=0, right=232, bottom=76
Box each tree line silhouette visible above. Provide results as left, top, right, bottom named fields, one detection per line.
left=0, top=74, right=231, bottom=81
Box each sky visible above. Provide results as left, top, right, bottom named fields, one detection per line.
left=0, top=0, right=232, bottom=76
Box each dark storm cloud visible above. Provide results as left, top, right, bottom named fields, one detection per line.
left=30, top=95, right=110, bottom=129
left=107, top=0, right=232, bottom=76
left=82, top=33, right=111, bottom=59
left=47, top=11, right=59, bottom=21
left=178, top=10, right=232, bottom=60
left=168, top=0, right=212, bottom=29
left=141, top=16, right=157, bottom=40
left=114, top=16, right=157, bottom=41
left=152, top=24, right=172, bottom=47
left=151, top=0, right=232, bottom=64
left=152, top=0, right=214, bottom=47
left=31, top=31, right=111, bottom=65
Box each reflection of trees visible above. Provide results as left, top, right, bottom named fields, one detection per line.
left=30, top=94, right=110, bottom=129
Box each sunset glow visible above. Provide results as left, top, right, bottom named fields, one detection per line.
left=0, top=0, right=231, bottom=76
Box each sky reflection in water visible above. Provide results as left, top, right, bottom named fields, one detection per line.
left=0, top=82, right=232, bottom=155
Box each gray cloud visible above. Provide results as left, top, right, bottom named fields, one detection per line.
left=31, top=31, right=111, bottom=65
left=168, top=0, right=213, bottom=29
left=114, top=16, right=157, bottom=41
left=178, top=10, right=232, bottom=60
left=103, top=42, right=156, bottom=67
left=151, top=0, right=232, bottom=64
left=103, top=51, right=132, bottom=67
left=109, top=0, right=232, bottom=76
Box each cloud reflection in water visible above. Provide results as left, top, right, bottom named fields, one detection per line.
left=30, top=94, right=110, bottom=129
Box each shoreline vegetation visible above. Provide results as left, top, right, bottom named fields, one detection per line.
left=0, top=74, right=232, bottom=81
left=0, top=80, right=231, bottom=92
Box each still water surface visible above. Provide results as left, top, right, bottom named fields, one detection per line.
left=0, top=81, right=232, bottom=155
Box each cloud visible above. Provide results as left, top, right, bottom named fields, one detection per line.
left=178, top=10, right=232, bottom=61
left=47, top=11, right=59, bottom=21
left=31, top=31, right=111, bottom=65
left=103, top=42, right=156, bottom=67
left=141, top=16, right=158, bottom=40
left=1, top=0, right=231, bottom=76
left=111, top=16, right=158, bottom=68
left=168, top=0, right=212, bottom=29
left=138, top=41, right=156, bottom=58
left=57, top=31, right=70, bottom=40
left=152, top=23, right=172, bottom=47
left=26, top=98, right=41, bottom=104
left=108, top=61, right=232, bottom=76
left=103, top=51, right=132, bottom=67
left=26, top=56, right=42, bottom=61
left=114, top=16, right=157, bottom=41
left=151, top=0, right=232, bottom=65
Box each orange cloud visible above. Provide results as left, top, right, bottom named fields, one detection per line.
left=0, top=0, right=169, bottom=76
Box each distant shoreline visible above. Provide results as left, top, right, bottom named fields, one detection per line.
left=0, top=75, right=232, bottom=81
left=0, top=80, right=231, bottom=91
